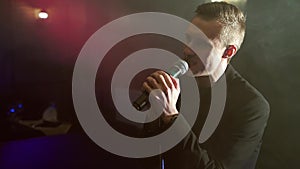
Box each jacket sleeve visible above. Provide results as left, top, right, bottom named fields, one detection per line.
left=163, top=96, right=270, bottom=169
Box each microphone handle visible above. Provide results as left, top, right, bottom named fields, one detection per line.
left=132, top=91, right=149, bottom=111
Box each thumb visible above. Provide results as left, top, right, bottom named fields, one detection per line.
left=148, top=89, right=167, bottom=116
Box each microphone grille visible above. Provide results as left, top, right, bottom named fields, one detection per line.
left=175, top=59, right=189, bottom=75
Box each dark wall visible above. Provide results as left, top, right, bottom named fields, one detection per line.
left=0, top=0, right=202, bottom=120
left=0, top=0, right=299, bottom=168
left=233, top=0, right=300, bottom=168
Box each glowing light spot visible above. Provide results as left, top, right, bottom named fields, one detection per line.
left=38, top=11, right=48, bottom=19
left=18, top=104, right=23, bottom=109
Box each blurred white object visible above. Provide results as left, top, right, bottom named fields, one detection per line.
left=42, top=104, right=58, bottom=123
left=18, top=103, right=72, bottom=136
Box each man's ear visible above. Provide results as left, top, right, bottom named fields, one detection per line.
left=222, top=45, right=237, bottom=59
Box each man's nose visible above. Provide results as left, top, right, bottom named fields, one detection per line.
left=183, top=46, right=196, bottom=56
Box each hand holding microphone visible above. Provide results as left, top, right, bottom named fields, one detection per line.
left=132, top=60, right=189, bottom=114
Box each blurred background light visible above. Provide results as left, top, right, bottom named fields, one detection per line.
left=18, top=104, right=23, bottom=109
left=38, top=10, right=48, bottom=19
left=9, top=108, right=16, bottom=113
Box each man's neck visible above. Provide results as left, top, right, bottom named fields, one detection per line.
left=195, top=76, right=212, bottom=88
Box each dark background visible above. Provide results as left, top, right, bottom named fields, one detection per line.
left=0, top=0, right=299, bottom=168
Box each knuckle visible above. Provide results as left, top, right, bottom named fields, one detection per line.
left=150, top=78, right=157, bottom=84
left=166, top=88, right=171, bottom=94
left=151, top=71, right=159, bottom=77
left=161, top=85, right=168, bottom=92
left=158, top=74, right=164, bottom=81
left=147, top=76, right=154, bottom=82
left=157, top=70, right=165, bottom=74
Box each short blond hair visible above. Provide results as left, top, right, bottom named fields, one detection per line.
left=195, top=2, right=246, bottom=49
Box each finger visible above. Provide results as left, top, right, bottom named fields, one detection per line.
left=149, top=89, right=167, bottom=107
left=142, top=82, right=152, bottom=93
left=146, top=76, right=159, bottom=89
left=151, top=72, right=168, bottom=92
left=159, top=71, right=175, bottom=89
left=171, top=77, right=180, bottom=90
left=148, top=89, right=166, bottom=117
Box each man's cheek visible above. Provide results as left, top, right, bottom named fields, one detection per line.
left=204, top=50, right=222, bottom=74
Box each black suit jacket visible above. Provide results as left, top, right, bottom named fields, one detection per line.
left=144, top=65, right=270, bottom=169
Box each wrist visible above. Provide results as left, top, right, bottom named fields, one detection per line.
left=161, top=113, right=178, bottom=124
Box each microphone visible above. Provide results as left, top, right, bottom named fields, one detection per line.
left=133, top=59, right=189, bottom=111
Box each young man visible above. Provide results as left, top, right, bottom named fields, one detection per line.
left=142, top=2, right=269, bottom=169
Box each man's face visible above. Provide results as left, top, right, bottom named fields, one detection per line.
left=184, top=16, right=227, bottom=78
